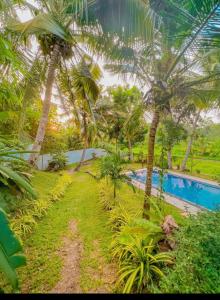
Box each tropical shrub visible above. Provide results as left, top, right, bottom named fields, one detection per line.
left=157, top=211, right=220, bottom=293
left=117, top=239, right=172, bottom=293
left=0, top=209, right=26, bottom=293
left=112, top=218, right=172, bottom=293
left=0, top=139, right=36, bottom=199
left=99, top=153, right=134, bottom=198
left=108, top=204, right=137, bottom=232
left=99, top=180, right=115, bottom=210
left=47, top=152, right=68, bottom=171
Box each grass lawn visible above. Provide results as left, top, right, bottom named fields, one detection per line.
left=7, top=160, right=184, bottom=293
left=127, top=145, right=220, bottom=182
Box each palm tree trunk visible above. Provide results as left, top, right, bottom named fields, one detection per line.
left=128, top=138, right=133, bottom=161
left=167, top=147, right=172, bottom=169
left=18, top=50, right=41, bottom=141
left=75, top=147, right=87, bottom=171
left=75, top=113, right=87, bottom=171
left=29, top=44, right=60, bottom=166
left=143, top=109, right=160, bottom=220
left=180, top=110, right=200, bottom=171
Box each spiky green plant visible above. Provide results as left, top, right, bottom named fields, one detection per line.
left=116, top=238, right=173, bottom=293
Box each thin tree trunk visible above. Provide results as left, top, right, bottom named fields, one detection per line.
left=143, top=109, right=160, bottom=220
left=167, top=147, right=172, bottom=169
left=75, top=113, right=87, bottom=171
left=75, top=147, right=87, bottom=171
left=29, top=44, right=60, bottom=166
left=180, top=110, right=201, bottom=171
left=128, top=138, right=133, bottom=161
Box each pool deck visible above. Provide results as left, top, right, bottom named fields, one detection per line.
left=126, top=168, right=212, bottom=215
left=168, top=170, right=220, bottom=187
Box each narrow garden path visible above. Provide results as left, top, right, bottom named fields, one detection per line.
left=19, top=164, right=117, bottom=293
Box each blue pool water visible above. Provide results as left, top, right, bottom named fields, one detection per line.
left=129, top=170, right=220, bottom=211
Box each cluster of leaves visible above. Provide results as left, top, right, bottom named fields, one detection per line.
left=0, top=138, right=37, bottom=200
left=98, top=180, right=115, bottom=210
left=0, top=209, right=26, bottom=293
left=99, top=153, right=134, bottom=198
left=98, top=178, right=174, bottom=294
left=157, top=211, right=220, bottom=293
left=47, top=151, right=68, bottom=171
left=11, top=173, right=72, bottom=239
left=110, top=210, right=172, bottom=293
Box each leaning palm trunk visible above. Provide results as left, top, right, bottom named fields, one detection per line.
left=75, top=147, right=87, bottom=171
left=29, top=44, right=60, bottom=166
left=18, top=51, right=41, bottom=141
left=143, top=109, right=160, bottom=220
left=180, top=110, right=201, bottom=171
left=167, top=147, right=172, bottom=169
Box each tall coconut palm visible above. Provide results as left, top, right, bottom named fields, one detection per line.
left=103, top=0, right=220, bottom=219
left=18, top=50, right=46, bottom=141
left=9, top=0, right=154, bottom=166
left=9, top=0, right=95, bottom=165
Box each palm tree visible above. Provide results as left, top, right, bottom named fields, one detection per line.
left=18, top=50, right=45, bottom=141
left=99, top=153, right=130, bottom=198
left=103, top=0, right=220, bottom=219
left=123, top=104, right=145, bottom=162
left=10, top=0, right=94, bottom=165
left=58, top=55, right=102, bottom=171
left=9, top=0, right=151, bottom=166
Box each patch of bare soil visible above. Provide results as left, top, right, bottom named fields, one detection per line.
left=50, top=220, right=83, bottom=293
left=87, top=240, right=117, bottom=293
left=68, top=169, right=75, bottom=174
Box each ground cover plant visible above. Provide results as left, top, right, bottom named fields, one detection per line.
left=156, top=211, right=220, bottom=293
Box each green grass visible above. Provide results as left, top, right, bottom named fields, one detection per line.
left=17, top=162, right=113, bottom=293
left=5, top=160, right=184, bottom=293
left=126, top=144, right=220, bottom=182
left=31, top=170, right=60, bottom=198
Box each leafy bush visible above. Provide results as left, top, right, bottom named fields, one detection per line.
left=0, top=139, right=37, bottom=199
left=47, top=152, right=68, bottom=171
left=108, top=204, right=138, bottom=232
left=112, top=218, right=172, bottom=293
left=157, top=211, right=220, bottom=293
left=99, top=180, right=115, bottom=210
left=99, top=153, right=134, bottom=198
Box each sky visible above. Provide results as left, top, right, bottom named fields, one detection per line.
left=16, top=1, right=220, bottom=123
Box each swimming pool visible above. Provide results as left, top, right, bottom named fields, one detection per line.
left=128, top=169, right=220, bottom=211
